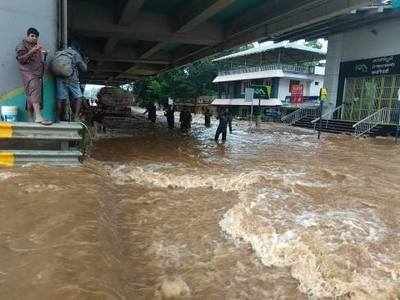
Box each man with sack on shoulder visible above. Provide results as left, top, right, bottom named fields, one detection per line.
left=52, top=41, right=87, bottom=122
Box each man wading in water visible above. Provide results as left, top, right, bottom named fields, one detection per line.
left=16, top=28, right=52, bottom=125
left=215, top=109, right=228, bottom=142
left=165, top=105, right=175, bottom=129
left=180, top=108, right=192, bottom=132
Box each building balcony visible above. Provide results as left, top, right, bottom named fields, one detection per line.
left=218, top=64, right=317, bottom=77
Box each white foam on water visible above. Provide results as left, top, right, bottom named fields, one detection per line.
left=0, top=171, right=18, bottom=181
left=22, top=184, right=65, bottom=193
left=295, top=210, right=387, bottom=244
left=109, top=162, right=400, bottom=298
left=220, top=191, right=400, bottom=298
left=109, top=164, right=307, bottom=193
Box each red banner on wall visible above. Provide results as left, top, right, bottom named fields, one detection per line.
left=291, top=85, right=304, bottom=104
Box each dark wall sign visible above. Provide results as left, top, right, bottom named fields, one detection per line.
left=339, top=54, right=400, bottom=78
left=337, top=53, right=400, bottom=106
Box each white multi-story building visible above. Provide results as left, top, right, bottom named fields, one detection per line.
left=213, top=41, right=326, bottom=107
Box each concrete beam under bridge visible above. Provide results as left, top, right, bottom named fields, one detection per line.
left=120, top=0, right=237, bottom=78
left=69, top=0, right=377, bottom=83
left=70, top=6, right=224, bottom=46
left=171, top=0, right=383, bottom=67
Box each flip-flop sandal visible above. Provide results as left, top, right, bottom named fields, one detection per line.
left=39, top=120, right=53, bottom=126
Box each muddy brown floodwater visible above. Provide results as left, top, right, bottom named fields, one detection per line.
left=1, top=117, right=400, bottom=300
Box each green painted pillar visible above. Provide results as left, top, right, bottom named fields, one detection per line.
left=271, top=78, right=279, bottom=98
left=0, top=77, right=56, bottom=122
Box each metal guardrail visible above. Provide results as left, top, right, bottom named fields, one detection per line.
left=281, top=107, right=320, bottom=125
left=0, top=150, right=81, bottom=166
left=219, top=64, right=314, bottom=76
left=353, top=108, right=393, bottom=137
left=0, top=122, right=84, bottom=167
left=0, top=122, right=82, bottom=140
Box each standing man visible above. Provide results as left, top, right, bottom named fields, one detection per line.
left=215, top=109, right=228, bottom=142
left=144, top=103, right=157, bottom=123
left=180, top=108, right=192, bottom=132
left=165, top=105, right=175, bottom=129
left=15, top=28, right=52, bottom=125
left=204, top=107, right=212, bottom=128
left=227, top=109, right=233, bottom=133
left=54, top=42, right=87, bottom=122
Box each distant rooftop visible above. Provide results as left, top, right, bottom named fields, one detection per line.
left=213, top=41, right=327, bottom=62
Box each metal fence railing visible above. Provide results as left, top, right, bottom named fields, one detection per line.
left=353, top=108, right=400, bottom=137
left=219, top=64, right=314, bottom=76
left=281, top=107, right=320, bottom=125
left=311, top=104, right=344, bottom=130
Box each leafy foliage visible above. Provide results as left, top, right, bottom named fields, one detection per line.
left=135, top=58, right=218, bottom=106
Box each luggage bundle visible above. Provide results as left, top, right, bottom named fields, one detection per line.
left=97, top=87, right=135, bottom=108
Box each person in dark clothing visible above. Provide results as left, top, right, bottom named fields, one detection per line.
left=227, top=109, right=233, bottom=133
left=145, top=103, right=157, bottom=123
left=215, top=109, right=228, bottom=142
left=204, top=107, right=212, bottom=128
left=180, top=108, right=192, bottom=132
left=165, top=105, right=175, bottom=129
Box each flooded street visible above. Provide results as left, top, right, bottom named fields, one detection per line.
left=1, top=116, right=400, bottom=299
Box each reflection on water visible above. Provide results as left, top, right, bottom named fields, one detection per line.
left=1, top=116, right=400, bottom=299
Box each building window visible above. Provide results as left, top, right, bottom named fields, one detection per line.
left=315, top=81, right=320, bottom=86
left=241, top=80, right=251, bottom=94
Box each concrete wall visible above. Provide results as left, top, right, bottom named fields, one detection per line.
left=325, top=18, right=400, bottom=108
left=278, top=78, right=291, bottom=101
left=309, top=77, right=324, bottom=96
left=0, top=0, right=58, bottom=121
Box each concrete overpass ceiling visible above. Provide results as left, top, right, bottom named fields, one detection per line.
left=68, top=0, right=380, bottom=85
left=209, top=0, right=267, bottom=24
left=141, top=0, right=188, bottom=14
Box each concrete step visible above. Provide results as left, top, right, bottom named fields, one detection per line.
left=296, top=122, right=355, bottom=130
left=294, top=117, right=398, bottom=137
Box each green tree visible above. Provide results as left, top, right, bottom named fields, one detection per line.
left=135, top=58, right=218, bottom=106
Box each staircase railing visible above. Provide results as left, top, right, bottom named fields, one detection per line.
left=353, top=108, right=392, bottom=137
left=311, top=104, right=344, bottom=130
left=281, top=107, right=320, bottom=125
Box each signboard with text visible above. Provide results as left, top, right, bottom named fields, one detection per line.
left=340, top=54, right=400, bottom=78
left=291, top=85, right=304, bottom=104
left=251, top=85, right=272, bottom=99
